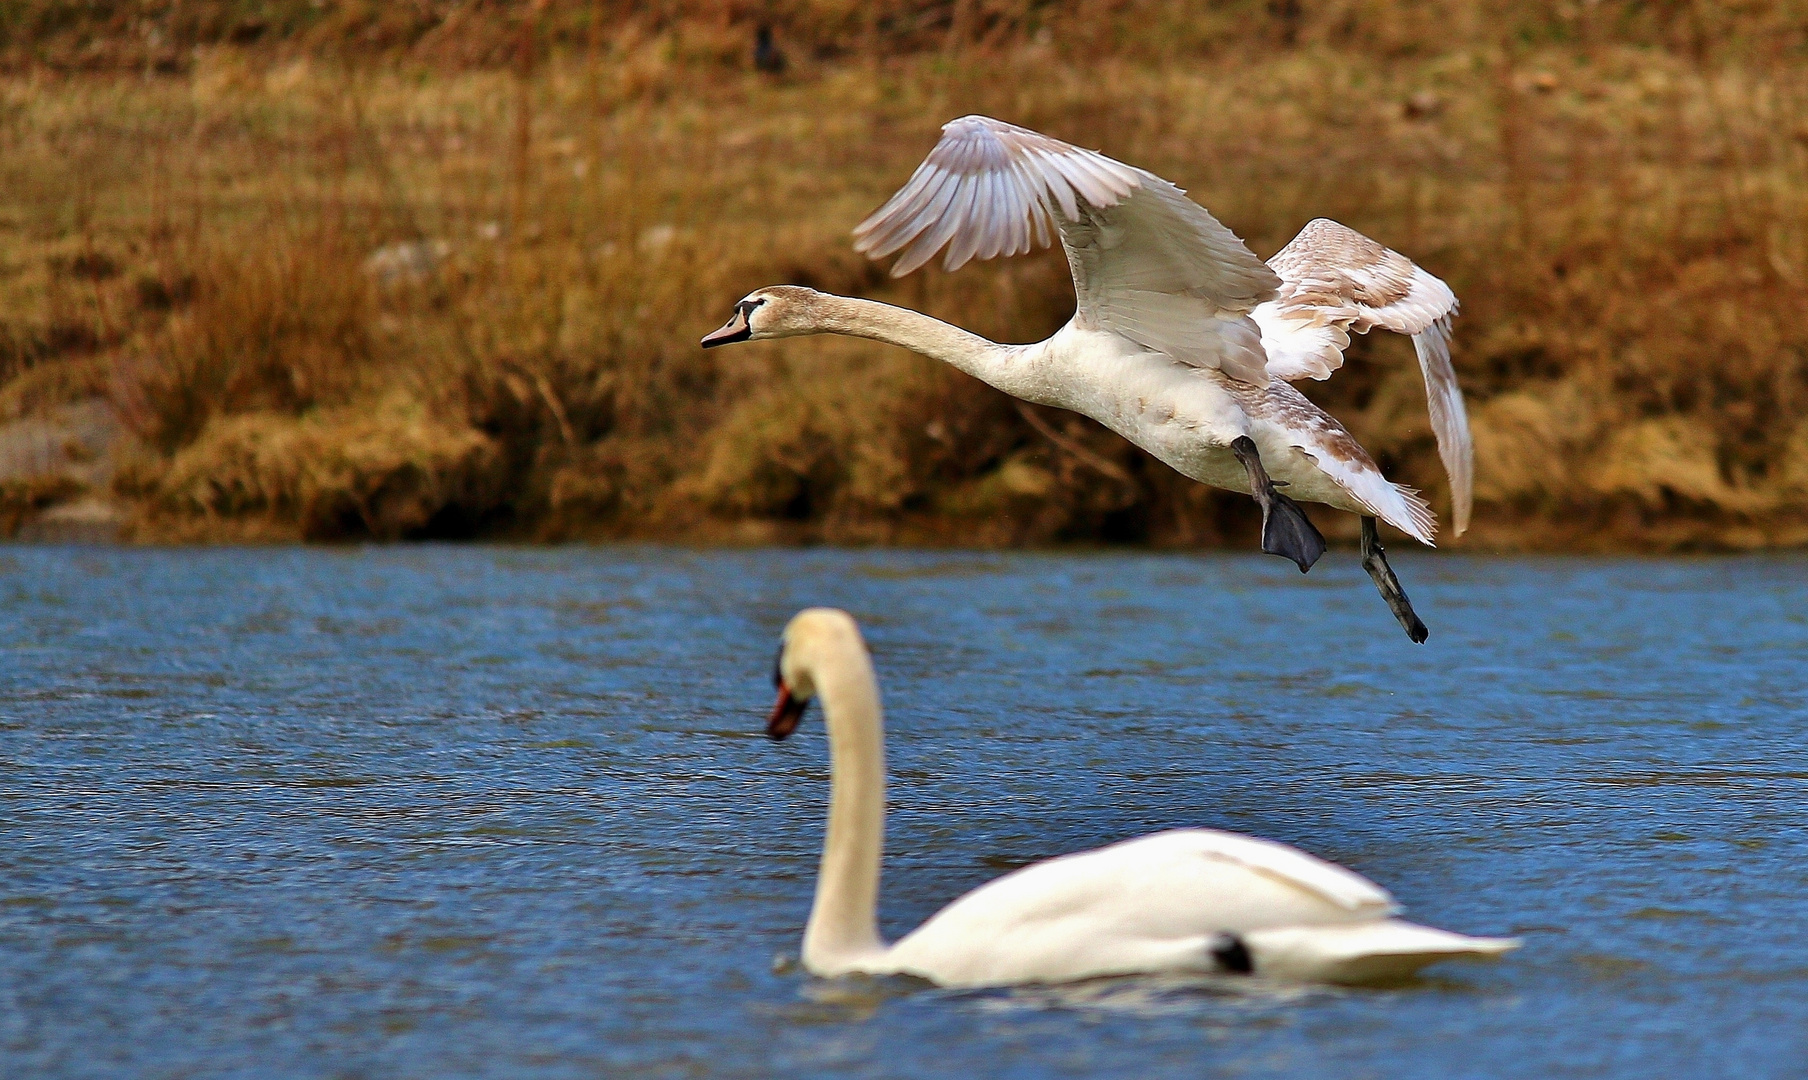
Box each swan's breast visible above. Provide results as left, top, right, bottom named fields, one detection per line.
left=1023, top=330, right=1377, bottom=514
left=1038, top=329, right=1235, bottom=427
left=1033, top=328, right=1251, bottom=479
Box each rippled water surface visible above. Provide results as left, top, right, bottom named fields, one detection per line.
left=3, top=546, right=1805, bottom=1078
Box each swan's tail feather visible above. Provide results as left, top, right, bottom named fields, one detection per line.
left=1243, top=920, right=1518, bottom=984
left=1238, top=379, right=1440, bottom=546
left=1388, top=484, right=1439, bottom=548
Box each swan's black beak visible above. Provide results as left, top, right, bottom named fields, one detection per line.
left=767, top=684, right=808, bottom=740
left=701, top=308, right=751, bottom=348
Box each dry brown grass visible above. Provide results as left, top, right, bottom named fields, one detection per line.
left=2, top=1, right=1807, bottom=547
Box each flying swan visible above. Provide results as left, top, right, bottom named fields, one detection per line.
left=703, top=116, right=1473, bottom=643
left=763, top=607, right=1518, bottom=987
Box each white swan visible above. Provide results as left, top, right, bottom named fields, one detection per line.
left=764, top=608, right=1517, bottom=987
left=704, top=116, right=1475, bottom=643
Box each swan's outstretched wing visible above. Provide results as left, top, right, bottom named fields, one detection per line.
left=1252, top=218, right=1473, bottom=534
left=853, top=115, right=1281, bottom=385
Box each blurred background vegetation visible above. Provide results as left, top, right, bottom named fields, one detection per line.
left=1, top=0, right=1806, bottom=548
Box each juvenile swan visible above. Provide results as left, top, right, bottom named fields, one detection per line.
left=764, top=608, right=1517, bottom=987
left=705, top=116, right=1474, bottom=642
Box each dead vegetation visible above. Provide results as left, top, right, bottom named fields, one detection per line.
left=1, top=1, right=1806, bottom=548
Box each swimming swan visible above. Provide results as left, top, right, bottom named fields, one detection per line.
left=764, top=608, right=1517, bottom=987
left=704, top=116, right=1473, bottom=643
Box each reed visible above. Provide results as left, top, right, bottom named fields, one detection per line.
left=1, top=2, right=1805, bottom=548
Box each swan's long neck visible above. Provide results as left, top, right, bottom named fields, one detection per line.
left=802, top=636, right=888, bottom=974
left=804, top=294, right=1040, bottom=399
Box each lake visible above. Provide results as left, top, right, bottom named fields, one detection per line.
left=2, top=546, right=1803, bottom=1078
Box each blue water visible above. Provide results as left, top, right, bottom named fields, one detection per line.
left=1, top=546, right=1804, bottom=1078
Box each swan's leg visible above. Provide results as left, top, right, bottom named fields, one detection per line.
left=1361, top=516, right=1429, bottom=644
left=1230, top=436, right=1325, bottom=573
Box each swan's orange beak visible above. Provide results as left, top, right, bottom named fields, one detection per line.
left=767, top=684, right=808, bottom=740
left=701, top=307, right=751, bottom=348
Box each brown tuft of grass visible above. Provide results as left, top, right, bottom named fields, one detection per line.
left=117, top=230, right=375, bottom=452
left=150, top=399, right=505, bottom=541
left=0, top=3, right=1806, bottom=548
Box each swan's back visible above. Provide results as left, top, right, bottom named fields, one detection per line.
left=883, top=829, right=1396, bottom=986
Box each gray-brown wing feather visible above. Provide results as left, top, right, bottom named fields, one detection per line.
left=852, top=116, right=1142, bottom=276
left=1411, top=313, right=1471, bottom=536
left=853, top=115, right=1279, bottom=385
left=1252, top=218, right=1472, bottom=534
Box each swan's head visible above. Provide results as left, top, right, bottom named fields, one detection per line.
left=701, top=286, right=825, bottom=348
left=766, top=607, right=866, bottom=740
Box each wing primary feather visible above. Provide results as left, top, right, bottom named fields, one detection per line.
left=981, top=168, right=1009, bottom=259
left=1019, top=154, right=1061, bottom=237
left=944, top=174, right=992, bottom=270
left=894, top=174, right=976, bottom=277
left=1042, top=151, right=1105, bottom=208
left=989, top=169, right=1018, bottom=260
left=854, top=165, right=952, bottom=256
left=978, top=169, right=1010, bottom=261
left=1003, top=163, right=1035, bottom=255
left=889, top=178, right=961, bottom=274
left=1013, top=154, right=1054, bottom=248
left=1413, top=314, right=1473, bottom=536
left=1092, top=152, right=1145, bottom=201
left=1073, top=152, right=1140, bottom=202
left=960, top=172, right=993, bottom=264
left=1028, top=196, right=1052, bottom=248
left=904, top=168, right=964, bottom=250
left=932, top=175, right=982, bottom=272
left=1051, top=152, right=1119, bottom=208
left=861, top=167, right=957, bottom=256
left=1030, top=150, right=1082, bottom=220
left=852, top=164, right=934, bottom=251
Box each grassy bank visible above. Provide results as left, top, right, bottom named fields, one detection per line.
left=2, top=2, right=1807, bottom=549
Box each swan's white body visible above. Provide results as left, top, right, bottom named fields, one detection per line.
left=710, top=291, right=1436, bottom=540
left=1010, top=321, right=1437, bottom=538
left=770, top=609, right=1517, bottom=987
left=708, top=116, right=1474, bottom=544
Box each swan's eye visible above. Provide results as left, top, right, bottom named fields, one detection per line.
left=771, top=642, right=785, bottom=688
left=738, top=299, right=765, bottom=320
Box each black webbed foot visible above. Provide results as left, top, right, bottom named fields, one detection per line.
left=1231, top=436, right=1326, bottom=573
left=1361, top=515, right=1429, bottom=644
left=1261, top=491, right=1328, bottom=573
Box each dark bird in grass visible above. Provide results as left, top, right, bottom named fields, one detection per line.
left=754, top=25, right=787, bottom=74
